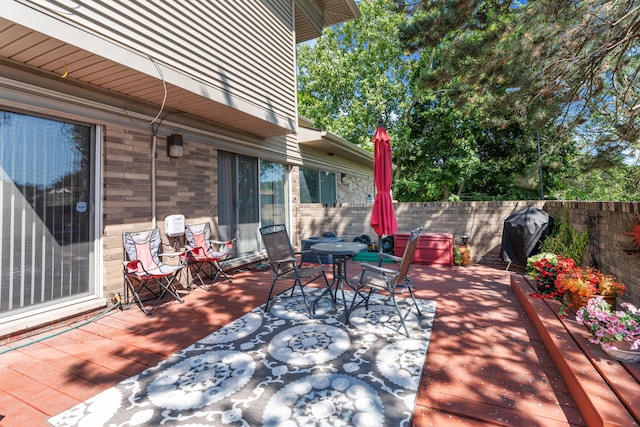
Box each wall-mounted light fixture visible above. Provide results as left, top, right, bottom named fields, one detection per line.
left=340, top=172, right=347, bottom=183
left=167, top=134, right=183, bottom=158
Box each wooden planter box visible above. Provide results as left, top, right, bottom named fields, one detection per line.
left=394, top=232, right=453, bottom=266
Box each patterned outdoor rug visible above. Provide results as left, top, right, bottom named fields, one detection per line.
left=48, top=288, right=436, bottom=427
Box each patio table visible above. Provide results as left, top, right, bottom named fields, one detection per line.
left=310, top=241, right=367, bottom=320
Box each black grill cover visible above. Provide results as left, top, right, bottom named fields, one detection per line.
left=500, top=206, right=551, bottom=265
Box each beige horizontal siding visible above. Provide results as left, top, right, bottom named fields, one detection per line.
left=24, top=0, right=296, bottom=122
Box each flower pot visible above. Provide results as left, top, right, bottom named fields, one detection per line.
left=600, top=343, right=640, bottom=363
left=571, top=294, right=616, bottom=311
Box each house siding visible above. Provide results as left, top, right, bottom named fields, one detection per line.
left=20, top=0, right=297, bottom=128
left=0, top=0, right=361, bottom=336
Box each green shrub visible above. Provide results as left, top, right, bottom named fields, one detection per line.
left=453, top=246, right=463, bottom=266
left=540, top=209, right=589, bottom=264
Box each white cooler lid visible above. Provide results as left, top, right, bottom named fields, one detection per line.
left=164, top=214, right=185, bottom=237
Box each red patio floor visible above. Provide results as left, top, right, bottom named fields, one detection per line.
left=0, top=262, right=630, bottom=426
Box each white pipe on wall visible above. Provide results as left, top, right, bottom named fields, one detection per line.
left=152, top=134, right=157, bottom=228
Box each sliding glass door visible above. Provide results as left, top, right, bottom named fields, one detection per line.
left=218, top=151, right=288, bottom=256
left=0, top=110, right=95, bottom=317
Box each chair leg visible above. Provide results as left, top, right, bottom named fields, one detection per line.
left=264, top=275, right=278, bottom=312
left=364, top=289, right=375, bottom=310
left=345, top=271, right=370, bottom=323
left=407, top=286, right=421, bottom=316
left=146, top=276, right=184, bottom=315
left=161, top=275, right=185, bottom=303
left=125, top=277, right=160, bottom=315
left=390, top=293, right=411, bottom=337
left=347, top=292, right=373, bottom=323
left=345, top=285, right=361, bottom=324
left=188, top=262, right=215, bottom=291
left=213, top=259, right=232, bottom=283
left=191, top=259, right=232, bottom=289
left=292, top=275, right=313, bottom=316
left=123, top=278, right=132, bottom=310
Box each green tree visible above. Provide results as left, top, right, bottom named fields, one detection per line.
left=395, top=94, right=479, bottom=201
left=297, top=0, right=638, bottom=201
left=296, top=0, right=414, bottom=148
left=398, top=0, right=640, bottom=161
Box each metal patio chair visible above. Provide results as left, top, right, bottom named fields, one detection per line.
left=259, top=224, right=329, bottom=315
left=183, top=222, right=237, bottom=290
left=346, top=226, right=423, bottom=336
left=122, top=229, right=186, bottom=315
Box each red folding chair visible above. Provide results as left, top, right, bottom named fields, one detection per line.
left=184, top=222, right=236, bottom=290
left=122, top=229, right=186, bottom=315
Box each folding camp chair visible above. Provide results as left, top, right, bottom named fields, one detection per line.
left=122, top=229, right=186, bottom=315
left=346, top=227, right=423, bottom=336
left=259, top=224, right=329, bottom=315
left=184, top=222, right=237, bottom=290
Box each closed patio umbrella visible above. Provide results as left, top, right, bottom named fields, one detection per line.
left=370, top=123, right=398, bottom=250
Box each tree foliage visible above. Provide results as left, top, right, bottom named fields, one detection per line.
left=394, top=95, right=481, bottom=201
left=398, top=0, right=640, bottom=160
left=296, top=0, right=413, bottom=148
left=296, top=0, right=640, bottom=201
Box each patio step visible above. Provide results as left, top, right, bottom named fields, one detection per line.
left=511, top=274, right=640, bottom=427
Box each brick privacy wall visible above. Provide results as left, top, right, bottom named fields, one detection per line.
left=102, top=127, right=218, bottom=296
left=544, top=201, right=640, bottom=307
left=297, top=200, right=544, bottom=257
left=297, top=200, right=639, bottom=306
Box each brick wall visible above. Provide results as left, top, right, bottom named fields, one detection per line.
left=544, top=201, right=640, bottom=307
left=297, top=201, right=640, bottom=306
left=297, top=201, right=544, bottom=257
left=102, top=127, right=218, bottom=296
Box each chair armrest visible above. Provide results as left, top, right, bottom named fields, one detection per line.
left=159, top=251, right=184, bottom=257
left=269, top=257, right=297, bottom=264
left=294, top=250, right=325, bottom=265
left=211, top=237, right=238, bottom=248
left=378, top=253, right=402, bottom=264
left=124, top=259, right=149, bottom=275
left=361, top=263, right=400, bottom=277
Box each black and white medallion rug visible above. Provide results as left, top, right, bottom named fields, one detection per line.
left=48, top=288, right=436, bottom=427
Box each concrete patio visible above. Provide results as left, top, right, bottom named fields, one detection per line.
left=0, top=260, right=637, bottom=426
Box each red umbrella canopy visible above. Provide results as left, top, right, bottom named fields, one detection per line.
left=369, top=125, right=398, bottom=237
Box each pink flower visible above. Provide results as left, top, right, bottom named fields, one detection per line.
left=576, top=297, right=640, bottom=350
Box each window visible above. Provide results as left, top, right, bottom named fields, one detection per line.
left=300, top=167, right=336, bottom=203
left=260, top=160, right=287, bottom=226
